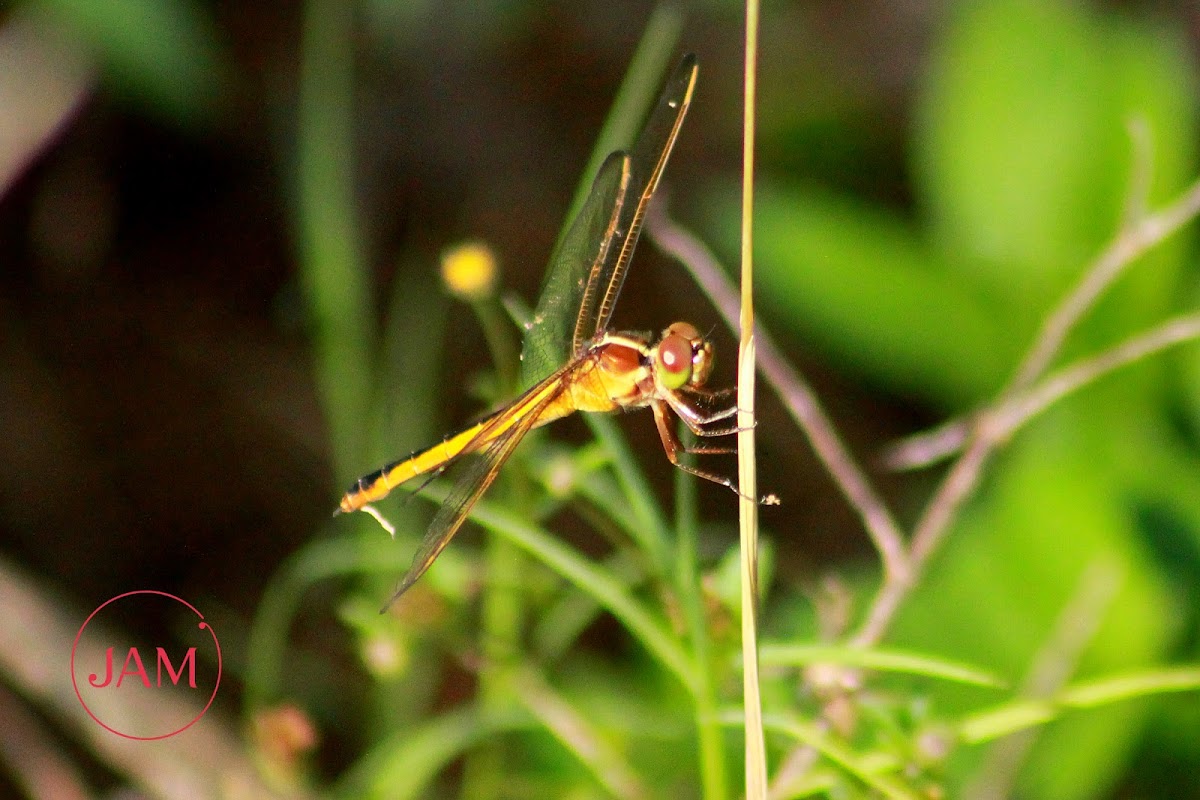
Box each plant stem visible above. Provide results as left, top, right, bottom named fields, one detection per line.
left=646, top=207, right=908, bottom=581
left=675, top=443, right=728, bottom=800
left=739, top=0, right=768, bottom=795
left=295, top=0, right=373, bottom=481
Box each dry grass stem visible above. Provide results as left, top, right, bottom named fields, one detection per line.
left=739, top=0, right=768, bottom=794
left=647, top=204, right=908, bottom=579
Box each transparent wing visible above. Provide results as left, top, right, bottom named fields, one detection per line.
left=521, top=151, right=630, bottom=388
left=520, top=53, right=699, bottom=388
left=587, top=53, right=697, bottom=339
left=380, top=368, right=569, bottom=610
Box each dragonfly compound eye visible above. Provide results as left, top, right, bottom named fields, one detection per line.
left=657, top=330, right=694, bottom=390
left=660, top=322, right=713, bottom=388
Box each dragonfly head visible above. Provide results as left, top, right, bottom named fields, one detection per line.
left=656, top=322, right=714, bottom=391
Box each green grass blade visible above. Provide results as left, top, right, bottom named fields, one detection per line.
left=760, top=643, right=1008, bottom=688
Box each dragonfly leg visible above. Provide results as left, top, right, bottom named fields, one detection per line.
left=667, top=388, right=750, bottom=439
left=652, top=401, right=744, bottom=494
left=654, top=399, right=778, bottom=505
left=689, top=384, right=737, bottom=404
left=682, top=385, right=762, bottom=423
left=406, top=465, right=448, bottom=501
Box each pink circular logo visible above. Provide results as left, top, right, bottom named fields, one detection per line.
left=70, top=591, right=222, bottom=740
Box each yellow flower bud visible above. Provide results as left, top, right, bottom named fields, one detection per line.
left=440, top=240, right=498, bottom=302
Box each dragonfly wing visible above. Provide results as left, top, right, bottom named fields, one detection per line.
left=381, top=368, right=570, bottom=610
left=521, top=151, right=631, bottom=388
left=520, top=53, right=699, bottom=389
left=589, top=54, right=697, bottom=338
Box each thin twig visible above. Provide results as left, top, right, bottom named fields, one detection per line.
left=1011, top=171, right=1200, bottom=392
left=647, top=203, right=909, bottom=580
left=881, top=414, right=968, bottom=471
left=996, top=311, right=1200, bottom=438
left=857, top=311, right=1200, bottom=645
left=885, top=152, right=1200, bottom=472
left=855, top=159, right=1200, bottom=646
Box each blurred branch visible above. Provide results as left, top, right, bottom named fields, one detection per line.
left=0, top=681, right=92, bottom=800
left=887, top=160, right=1200, bottom=471
left=1010, top=132, right=1200, bottom=393
left=993, top=311, right=1200, bottom=439
left=856, top=160, right=1200, bottom=646
left=883, top=310, right=1200, bottom=587
left=964, top=559, right=1122, bottom=800
left=647, top=201, right=909, bottom=581
left=0, top=10, right=94, bottom=199
left=0, top=555, right=302, bottom=799
left=879, top=416, right=967, bottom=472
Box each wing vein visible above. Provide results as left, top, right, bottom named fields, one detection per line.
left=381, top=367, right=573, bottom=609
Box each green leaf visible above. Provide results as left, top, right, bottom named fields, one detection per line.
left=959, top=666, right=1200, bottom=744
left=759, top=643, right=1006, bottom=689
left=705, top=182, right=1015, bottom=406
left=336, top=705, right=527, bottom=800
left=890, top=413, right=1175, bottom=800
left=913, top=0, right=1118, bottom=293
left=1061, top=666, right=1200, bottom=707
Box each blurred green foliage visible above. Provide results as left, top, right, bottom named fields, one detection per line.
left=701, top=1, right=1200, bottom=798
left=26, top=0, right=228, bottom=126
left=269, top=0, right=1200, bottom=796
left=16, top=0, right=1199, bottom=796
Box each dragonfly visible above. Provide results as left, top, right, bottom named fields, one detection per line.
left=339, top=54, right=739, bottom=609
